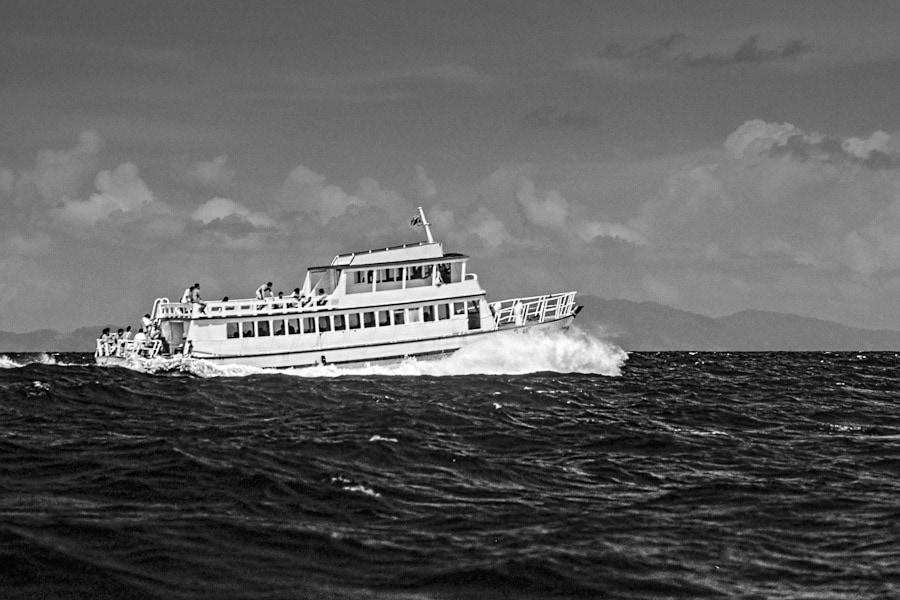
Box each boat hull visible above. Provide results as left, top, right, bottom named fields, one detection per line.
left=189, top=314, right=575, bottom=369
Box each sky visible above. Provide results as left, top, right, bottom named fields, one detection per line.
left=5, top=1, right=900, bottom=333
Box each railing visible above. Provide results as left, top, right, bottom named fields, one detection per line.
left=152, top=296, right=331, bottom=321
left=489, top=291, right=578, bottom=328
left=95, top=338, right=163, bottom=359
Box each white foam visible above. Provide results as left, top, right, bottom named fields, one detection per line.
left=0, top=353, right=72, bottom=368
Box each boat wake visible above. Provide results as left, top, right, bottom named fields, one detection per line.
left=0, top=353, right=73, bottom=368
left=123, top=327, right=627, bottom=378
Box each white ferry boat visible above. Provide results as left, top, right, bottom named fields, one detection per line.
left=95, top=208, right=581, bottom=368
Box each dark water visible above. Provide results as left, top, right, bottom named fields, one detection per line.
left=2, top=350, right=899, bottom=599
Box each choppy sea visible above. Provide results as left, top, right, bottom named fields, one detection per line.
left=2, top=329, right=899, bottom=599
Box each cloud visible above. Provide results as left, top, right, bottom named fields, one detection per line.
left=635, top=119, right=900, bottom=278
left=192, top=197, right=276, bottom=228
left=515, top=176, right=569, bottom=229
left=571, top=32, right=812, bottom=79
left=3, top=232, right=52, bottom=256
left=179, top=155, right=235, bottom=192
left=277, top=165, right=413, bottom=226
left=15, top=130, right=102, bottom=207
left=0, top=167, right=14, bottom=197
left=411, top=166, right=437, bottom=200
left=522, top=106, right=598, bottom=130
left=54, top=162, right=161, bottom=227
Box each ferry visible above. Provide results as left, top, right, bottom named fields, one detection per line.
left=95, top=208, right=581, bottom=368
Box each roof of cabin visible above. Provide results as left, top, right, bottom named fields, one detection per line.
left=309, top=252, right=468, bottom=272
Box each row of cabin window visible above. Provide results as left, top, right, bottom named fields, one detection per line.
left=225, top=301, right=469, bottom=339
left=352, top=263, right=452, bottom=284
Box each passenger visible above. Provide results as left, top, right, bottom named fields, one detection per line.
left=117, top=327, right=128, bottom=355
left=291, top=287, right=301, bottom=300
left=141, top=314, right=152, bottom=330
left=122, top=325, right=133, bottom=341
left=513, top=299, right=524, bottom=326
left=99, top=327, right=111, bottom=356
left=110, top=329, right=121, bottom=356
left=255, top=282, right=271, bottom=300
left=222, top=296, right=229, bottom=302
left=190, top=282, right=207, bottom=314
left=132, top=328, right=147, bottom=356
left=316, top=288, right=328, bottom=306
left=181, top=284, right=192, bottom=304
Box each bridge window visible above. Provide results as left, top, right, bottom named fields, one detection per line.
left=303, top=317, right=316, bottom=334
left=454, top=302, right=465, bottom=316
left=227, top=323, right=240, bottom=338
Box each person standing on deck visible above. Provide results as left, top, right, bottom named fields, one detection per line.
left=256, top=282, right=273, bottom=300
left=190, top=283, right=207, bottom=314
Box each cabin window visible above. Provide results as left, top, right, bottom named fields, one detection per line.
left=348, top=313, right=361, bottom=330
left=423, top=305, right=435, bottom=322
left=354, top=271, right=366, bottom=284
left=363, top=312, right=376, bottom=328
left=378, top=310, right=391, bottom=326
left=468, top=301, right=481, bottom=330
left=393, top=308, right=405, bottom=325
left=408, top=307, right=420, bottom=323
left=439, top=264, right=451, bottom=284
left=242, top=321, right=255, bottom=337
left=334, top=314, right=346, bottom=331
left=318, top=316, right=331, bottom=332
left=367, top=270, right=374, bottom=283
left=273, top=319, right=285, bottom=336
left=303, top=317, right=316, bottom=334
left=438, top=304, right=450, bottom=320
left=287, top=318, right=300, bottom=335
left=410, top=265, right=423, bottom=280
left=258, top=321, right=270, bottom=337
left=227, top=323, right=240, bottom=338
left=454, top=302, right=465, bottom=316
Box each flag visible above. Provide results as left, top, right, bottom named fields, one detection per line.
left=409, top=214, right=422, bottom=228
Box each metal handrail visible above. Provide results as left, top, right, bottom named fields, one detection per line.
left=488, top=291, right=577, bottom=327
left=95, top=338, right=163, bottom=359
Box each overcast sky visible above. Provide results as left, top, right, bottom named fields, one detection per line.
left=5, top=1, right=900, bottom=333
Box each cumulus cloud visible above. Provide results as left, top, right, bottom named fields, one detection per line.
left=54, top=162, right=156, bottom=227
left=192, top=197, right=276, bottom=229
left=16, top=130, right=102, bottom=206
left=180, top=155, right=235, bottom=191
left=277, top=164, right=413, bottom=226
left=635, top=119, right=900, bottom=278
left=515, top=176, right=570, bottom=230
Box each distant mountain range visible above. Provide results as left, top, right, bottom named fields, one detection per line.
left=2, top=298, right=900, bottom=352
left=577, top=296, right=900, bottom=351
